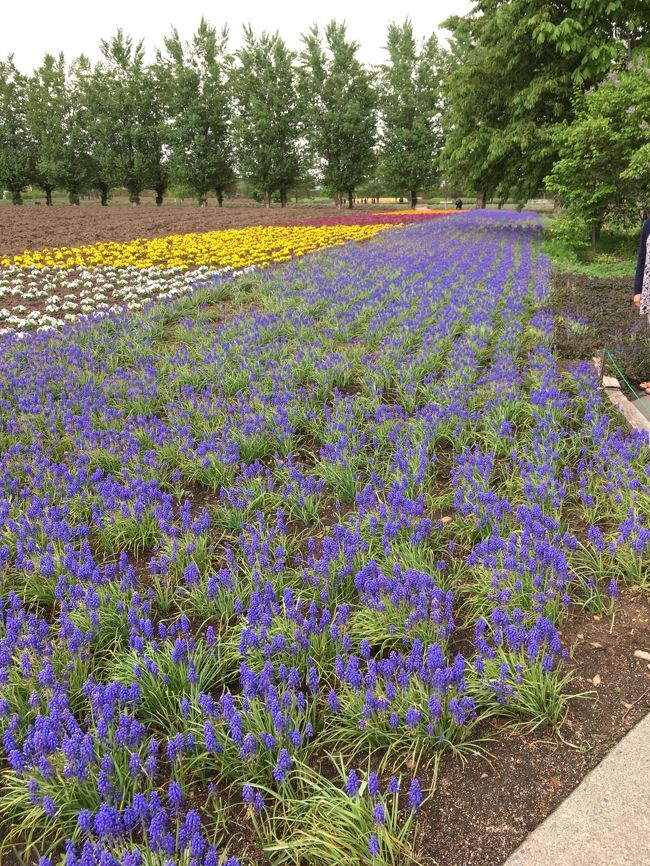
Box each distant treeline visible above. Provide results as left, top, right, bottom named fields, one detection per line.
left=0, top=20, right=441, bottom=210
left=1, top=5, right=649, bottom=243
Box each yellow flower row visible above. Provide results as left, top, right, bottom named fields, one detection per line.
left=2, top=224, right=396, bottom=271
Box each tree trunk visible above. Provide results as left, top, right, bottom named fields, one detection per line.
left=476, top=191, right=487, bottom=209
left=44, top=186, right=53, bottom=206
left=198, top=193, right=208, bottom=207
left=591, top=220, right=601, bottom=252
left=552, top=197, right=562, bottom=216
left=99, top=183, right=109, bottom=206
left=347, top=189, right=353, bottom=209
left=129, top=191, right=140, bottom=205
left=264, top=190, right=271, bottom=208
left=12, top=189, right=23, bottom=205
left=216, top=187, right=224, bottom=207
left=409, top=190, right=417, bottom=209
left=155, top=186, right=164, bottom=206
left=69, top=191, right=80, bottom=205
left=280, top=189, right=286, bottom=208
left=336, top=190, right=342, bottom=210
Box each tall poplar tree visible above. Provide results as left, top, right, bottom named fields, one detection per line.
left=82, top=58, right=120, bottom=205
left=99, top=30, right=162, bottom=204
left=160, top=19, right=235, bottom=207
left=233, top=28, right=300, bottom=207
left=0, top=56, right=34, bottom=204
left=300, top=21, right=376, bottom=208
left=27, top=53, right=92, bottom=205
left=378, top=20, right=443, bottom=209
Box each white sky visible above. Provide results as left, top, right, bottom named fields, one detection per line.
left=5, top=0, right=472, bottom=71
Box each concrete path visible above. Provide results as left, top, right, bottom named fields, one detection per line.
left=633, top=393, right=650, bottom=418
left=504, top=712, right=650, bottom=866
left=600, top=375, right=650, bottom=436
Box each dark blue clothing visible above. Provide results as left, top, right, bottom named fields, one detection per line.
left=635, top=218, right=650, bottom=296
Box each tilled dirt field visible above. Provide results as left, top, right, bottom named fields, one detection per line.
left=0, top=203, right=384, bottom=256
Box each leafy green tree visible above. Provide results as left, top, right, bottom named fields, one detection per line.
left=532, top=1, right=649, bottom=83
left=441, top=0, right=650, bottom=207
left=99, top=30, right=163, bottom=204
left=545, top=55, right=650, bottom=248
left=233, top=28, right=301, bottom=207
left=147, top=61, right=172, bottom=206
left=378, top=20, right=443, bottom=209
left=0, top=56, right=35, bottom=204
left=27, top=53, right=92, bottom=205
left=300, top=21, right=376, bottom=208
left=26, top=54, right=64, bottom=205
left=441, top=5, right=569, bottom=207
left=81, top=60, right=120, bottom=205
left=160, top=19, right=235, bottom=207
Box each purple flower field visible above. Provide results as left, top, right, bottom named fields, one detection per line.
left=0, top=212, right=648, bottom=865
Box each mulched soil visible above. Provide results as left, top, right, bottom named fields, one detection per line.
left=415, top=590, right=650, bottom=866
left=0, top=203, right=385, bottom=256
left=189, top=591, right=650, bottom=866
left=548, top=272, right=650, bottom=386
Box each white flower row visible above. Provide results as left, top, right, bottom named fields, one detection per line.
left=0, top=264, right=254, bottom=336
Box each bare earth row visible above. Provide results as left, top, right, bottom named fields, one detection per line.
left=0, top=204, right=385, bottom=256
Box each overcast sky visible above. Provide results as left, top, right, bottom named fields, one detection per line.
left=5, top=0, right=472, bottom=72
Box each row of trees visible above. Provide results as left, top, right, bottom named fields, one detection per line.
left=3, top=4, right=648, bottom=236
left=442, top=0, right=650, bottom=240
left=0, top=19, right=442, bottom=208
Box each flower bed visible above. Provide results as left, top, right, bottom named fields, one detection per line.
left=0, top=222, right=395, bottom=334
left=284, top=210, right=456, bottom=227
left=0, top=212, right=647, bottom=866
left=1, top=223, right=394, bottom=271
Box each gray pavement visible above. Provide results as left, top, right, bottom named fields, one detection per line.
left=600, top=375, right=650, bottom=435
left=633, top=394, right=650, bottom=415
left=504, top=712, right=650, bottom=866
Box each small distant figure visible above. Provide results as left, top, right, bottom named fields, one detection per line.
left=455, top=198, right=463, bottom=210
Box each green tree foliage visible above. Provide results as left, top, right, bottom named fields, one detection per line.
left=378, top=20, right=443, bottom=209
left=0, top=56, right=35, bottom=204
left=143, top=62, right=171, bottom=206
left=440, top=15, right=506, bottom=207
left=81, top=59, right=120, bottom=205
left=99, top=31, right=165, bottom=205
left=233, top=28, right=301, bottom=207
left=27, top=53, right=92, bottom=205
left=3, top=8, right=647, bottom=213
left=532, top=0, right=649, bottom=83
left=545, top=55, right=650, bottom=249
left=441, top=0, right=650, bottom=207
left=300, top=21, right=376, bottom=209
left=160, top=19, right=234, bottom=207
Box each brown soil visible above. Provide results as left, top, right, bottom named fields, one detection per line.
left=548, top=272, right=650, bottom=385
left=0, top=204, right=382, bottom=256
left=416, top=590, right=650, bottom=866
left=150, top=590, right=649, bottom=866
